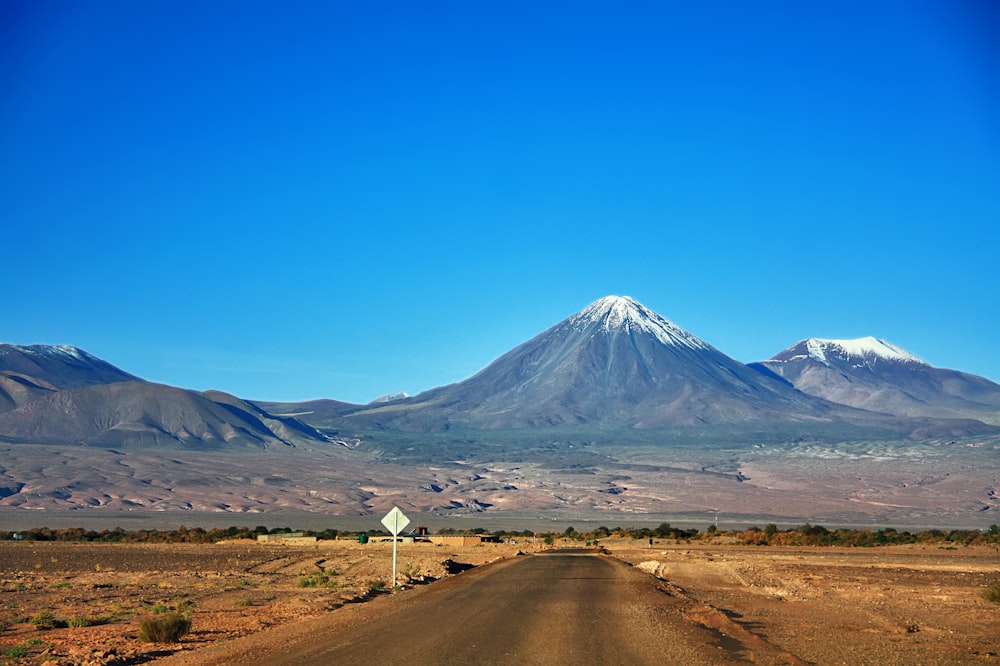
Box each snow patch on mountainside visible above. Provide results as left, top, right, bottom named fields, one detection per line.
left=803, top=337, right=927, bottom=366
left=1, top=344, right=90, bottom=362
left=40, top=345, right=89, bottom=360
left=370, top=392, right=410, bottom=404
left=570, top=296, right=710, bottom=351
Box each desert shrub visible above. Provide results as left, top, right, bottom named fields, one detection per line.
left=236, top=594, right=256, bottom=607
left=3, top=645, right=28, bottom=658
left=365, top=580, right=386, bottom=593
left=29, top=611, right=66, bottom=629
left=67, top=614, right=108, bottom=628
left=175, top=599, right=196, bottom=614
left=984, top=580, right=1000, bottom=603
left=138, top=612, right=191, bottom=643
left=297, top=570, right=339, bottom=588
left=150, top=604, right=168, bottom=614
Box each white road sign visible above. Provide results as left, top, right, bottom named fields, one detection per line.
left=381, top=506, right=410, bottom=536
left=380, top=506, right=410, bottom=590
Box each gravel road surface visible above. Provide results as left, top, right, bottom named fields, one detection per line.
left=181, top=549, right=740, bottom=665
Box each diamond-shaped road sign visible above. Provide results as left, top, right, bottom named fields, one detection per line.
left=381, top=506, right=410, bottom=536
left=380, top=506, right=410, bottom=589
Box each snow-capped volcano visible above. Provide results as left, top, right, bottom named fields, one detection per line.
left=753, top=338, right=1000, bottom=423
left=569, top=296, right=711, bottom=351
left=792, top=337, right=927, bottom=368
left=339, top=295, right=845, bottom=431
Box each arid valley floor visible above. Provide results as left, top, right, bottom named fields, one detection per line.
left=0, top=537, right=997, bottom=665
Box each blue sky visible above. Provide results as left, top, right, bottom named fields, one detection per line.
left=3, top=1, right=998, bottom=403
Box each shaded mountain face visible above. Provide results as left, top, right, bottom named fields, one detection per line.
left=0, top=344, right=139, bottom=389
left=0, top=344, right=330, bottom=449
left=752, top=337, right=1000, bottom=424
left=0, top=344, right=139, bottom=414
left=337, top=296, right=860, bottom=431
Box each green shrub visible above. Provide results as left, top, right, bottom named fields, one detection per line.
left=297, top=570, right=339, bottom=588
left=138, top=612, right=191, bottom=643
left=3, top=645, right=28, bottom=659
left=984, top=580, right=1000, bottom=603
left=66, top=615, right=108, bottom=628
left=28, top=611, right=65, bottom=629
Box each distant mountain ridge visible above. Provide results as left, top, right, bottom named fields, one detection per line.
left=752, top=337, right=1000, bottom=424
left=0, top=345, right=140, bottom=414
left=0, top=344, right=140, bottom=389
left=0, top=343, right=331, bottom=449
left=323, top=296, right=995, bottom=436
left=4, top=298, right=1000, bottom=447
left=2, top=301, right=999, bottom=522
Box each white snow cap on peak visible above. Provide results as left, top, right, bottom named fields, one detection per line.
left=804, top=337, right=927, bottom=366
left=5, top=344, right=88, bottom=360
left=48, top=345, right=89, bottom=359
left=571, top=295, right=709, bottom=350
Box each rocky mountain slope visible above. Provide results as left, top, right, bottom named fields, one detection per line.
left=322, top=297, right=992, bottom=438
left=0, top=344, right=138, bottom=414
left=751, top=337, right=1000, bottom=424
left=2, top=303, right=998, bottom=523
left=0, top=344, right=330, bottom=449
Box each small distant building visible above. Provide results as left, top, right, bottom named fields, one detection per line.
left=257, top=532, right=317, bottom=544
left=349, top=530, right=500, bottom=546
left=428, top=534, right=500, bottom=547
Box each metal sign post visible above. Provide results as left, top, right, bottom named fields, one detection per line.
left=380, top=506, right=410, bottom=590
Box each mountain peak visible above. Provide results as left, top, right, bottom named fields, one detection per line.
left=569, top=296, right=709, bottom=350
left=0, top=343, right=140, bottom=389
left=800, top=337, right=927, bottom=367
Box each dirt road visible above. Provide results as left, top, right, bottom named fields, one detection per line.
left=3, top=540, right=995, bottom=664
left=185, top=549, right=800, bottom=665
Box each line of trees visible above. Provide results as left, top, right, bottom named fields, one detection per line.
left=0, top=525, right=342, bottom=543
left=3, top=523, right=998, bottom=547
left=489, top=522, right=1000, bottom=547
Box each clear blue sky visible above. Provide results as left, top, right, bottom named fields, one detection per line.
left=3, top=1, right=998, bottom=404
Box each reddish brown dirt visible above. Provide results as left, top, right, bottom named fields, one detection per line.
left=0, top=539, right=997, bottom=665
left=609, top=539, right=1000, bottom=665
left=0, top=539, right=529, bottom=665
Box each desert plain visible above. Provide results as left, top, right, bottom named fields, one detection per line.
left=0, top=535, right=997, bottom=665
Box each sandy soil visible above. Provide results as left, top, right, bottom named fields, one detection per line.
left=0, top=539, right=997, bottom=665
left=0, top=539, right=532, bottom=665
left=607, top=538, right=1000, bottom=665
